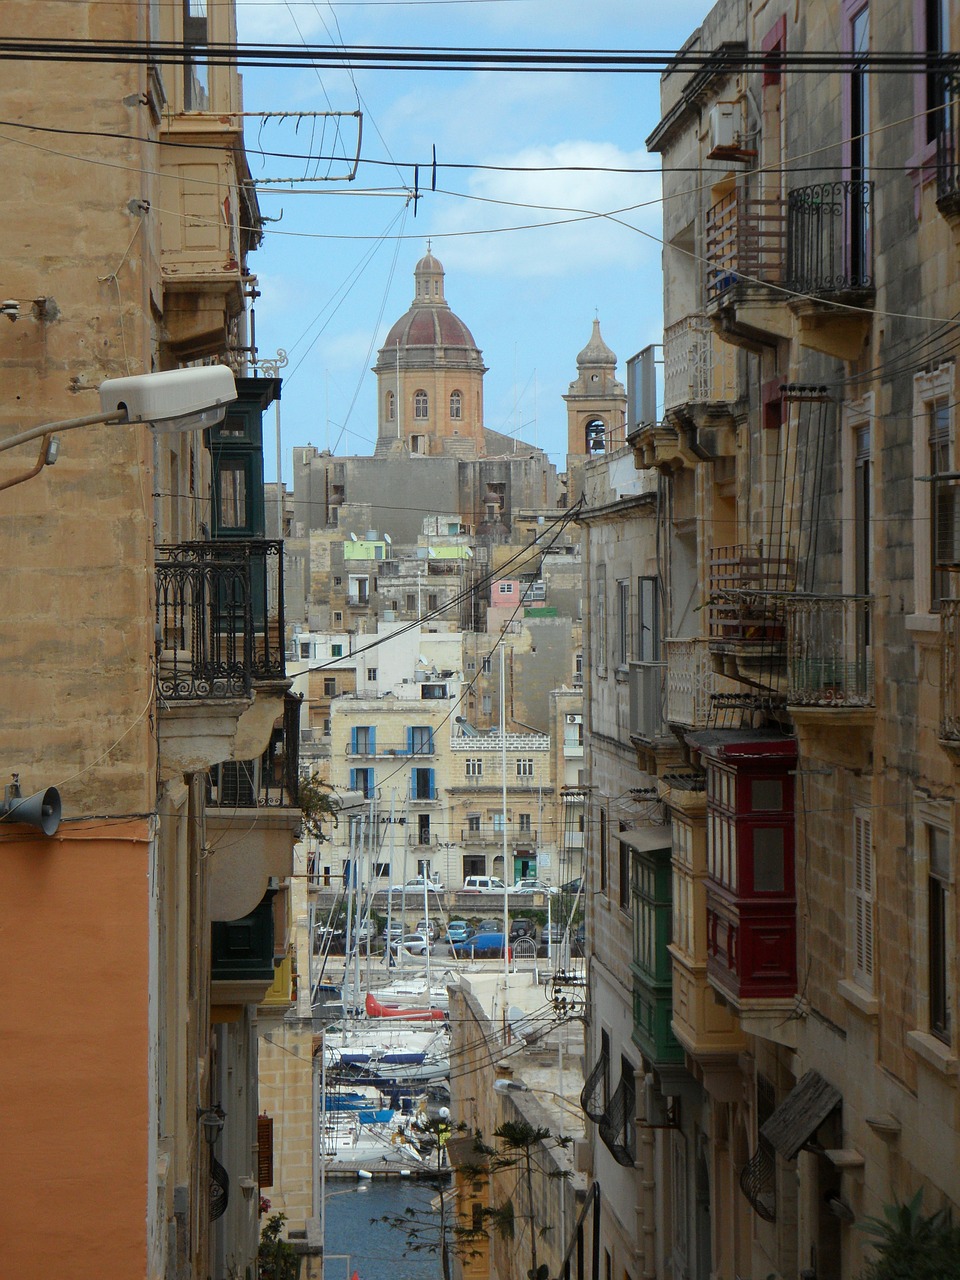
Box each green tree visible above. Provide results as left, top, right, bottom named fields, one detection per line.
left=476, top=1118, right=572, bottom=1280
left=377, top=1117, right=485, bottom=1280
left=860, top=1190, right=960, bottom=1280
left=298, top=773, right=341, bottom=841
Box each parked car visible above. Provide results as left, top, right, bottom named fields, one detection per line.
left=416, top=919, right=438, bottom=941
left=444, top=921, right=475, bottom=944
left=381, top=920, right=405, bottom=941
left=396, top=932, right=432, bottom=956
left=390, top=877, right=445, bottom=894
left=509, top=918, right=538, bottom=941
left=475, top=917, right=505, bottom=933
left=512, top=877, right=557, bottom=894
left=560, top=877, right=583, bottom=896
left=451, top=931, right=509, bottom=958
left=462, top=875, right=507, bottom=893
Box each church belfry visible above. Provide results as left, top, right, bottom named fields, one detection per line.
left=563, top=318, right=626, bottom=459
left=373, top=250, right=487, bottom=457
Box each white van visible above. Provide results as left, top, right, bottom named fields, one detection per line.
left=462, top=876, right=507, bottom=894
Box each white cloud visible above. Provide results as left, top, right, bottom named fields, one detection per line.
left=428, top=139, right=662, bottom=279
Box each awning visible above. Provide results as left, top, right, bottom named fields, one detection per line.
left=759, top=1069, right=841, bottom=1160
left=617, top=826, right=672, bottom=854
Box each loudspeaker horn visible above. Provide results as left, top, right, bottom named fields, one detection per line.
left=1, top=781, right=61, bottom=836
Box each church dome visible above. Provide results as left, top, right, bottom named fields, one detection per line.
left=376, top=250, right=484, bottom=370
left=576, top=317, right=617, bottom=369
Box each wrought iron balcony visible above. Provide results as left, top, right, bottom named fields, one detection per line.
left=597, top=1073, right=637, bottom=1168
left=664, top=637, right=735, bottom=727
left=786, top=595, right=873, bottom=708
left=207, top=693, right=301, bottom=810
left=705, top=188, right=785, bottom=300
left=936, top=74, right=960, bottom=217
left=940, top=600, right=960, bottom=741
left=663, top=314, right=739, bottom=411
left=155, top=539, right=285, bottom=701
left=708, top=545, right=793, bottom=648
left=460, top=825, right=538, bottom=845
left=786, top=181, right=874, bottom=296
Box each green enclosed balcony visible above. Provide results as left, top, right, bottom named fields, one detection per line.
left=625, top=827, right=684, bottom=1068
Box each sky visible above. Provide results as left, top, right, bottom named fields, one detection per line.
left=235, top=0, right=717, bottom=480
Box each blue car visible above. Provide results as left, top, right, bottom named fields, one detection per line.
left=451, top=931, right=509, bottom=958
left=445, top=921, right=475, bottom=944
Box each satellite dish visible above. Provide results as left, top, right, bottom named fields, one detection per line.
left=427, top=548, right=437, bottom=558
left=350, top=531, right=358, bottom=542
left=418, top=654, right=428, bottom=664
left=465, top=547, right=474, bottom=557
left=384, top=533, right=392, bottom=545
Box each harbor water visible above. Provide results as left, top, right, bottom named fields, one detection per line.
left=322, top=1176, right=447, bottom=1280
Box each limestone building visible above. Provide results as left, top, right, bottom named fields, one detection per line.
left=578, top=3, right=960, bottom=1279
left=0, top=6, right=301, bottom=1277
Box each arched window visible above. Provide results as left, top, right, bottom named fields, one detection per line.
left=585, top=418, right=606, bottom=454
left=450, top=391, right=462, bottom=420
left=386, top=391, right=395, bottom=421
left=414, top=390, right=429, bottom=420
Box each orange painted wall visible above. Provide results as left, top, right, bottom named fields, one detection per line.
left=0, top=821, right=151, bottom=1276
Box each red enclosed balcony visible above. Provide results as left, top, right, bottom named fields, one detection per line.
left=700, top=736, right=798, bottom=1005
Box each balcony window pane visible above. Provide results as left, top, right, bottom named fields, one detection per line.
left=218, top=460, right=247, bottom=529
left=751, top=779, right=783, bottom=811
left=753, top=828, right=785, bottom=892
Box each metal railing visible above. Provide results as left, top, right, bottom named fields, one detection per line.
left=705, top=188, right=785, bottom=300
left=786, top=181, right=874, bottom=295
left=597, top=1073, right=636, bottom=1168
left=663, top=314, right=739, bottom=410
left=664, top=637, right=728, bottom=727
left=460, top=825, right=538, bottom=844
left=786, top=595, right=873, bottom=707
left=708, top=545, right=794, bottom=646
left=940, top=600, right=960, bottom=739
left=155, top=539, right=285, bottom=701
left=345, top=739, right=434, bottom=757
left=207, top=693, right=301, bottom=809
left=936, top=75, right=960, bottom=215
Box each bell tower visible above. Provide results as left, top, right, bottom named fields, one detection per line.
left=564, top=318, right=626, bottom=460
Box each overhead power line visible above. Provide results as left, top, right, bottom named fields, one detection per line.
left=0, top=38, right=956, bottom=75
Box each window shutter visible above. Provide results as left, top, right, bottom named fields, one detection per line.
left=406, top=726, right=414, bottom=755
left=350, top=727, right=358, bottom=754
left=369, top=726, right=376, bottom=755
left=853, top=811, right=874, bottom=989
left=427, top=768, right=435, bottom=799
left=350, top=768, right=357, bottom=792
left=257, top=1113, right=274, bottom=1188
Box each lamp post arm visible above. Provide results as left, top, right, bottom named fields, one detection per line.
left=0, top=409, right=126, bottom=455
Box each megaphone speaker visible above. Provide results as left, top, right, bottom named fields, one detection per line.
left=2, top=786, right=61, bottom=837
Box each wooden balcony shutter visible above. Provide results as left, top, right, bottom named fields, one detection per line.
left=853, top=811, right=874, bottom=991
left=257, top=1113, right=274, bottom=1189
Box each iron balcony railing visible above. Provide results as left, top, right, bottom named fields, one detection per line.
left=597, top=1073, right=637, bottom=1168
left=940, top=600, right=960, bottom=740
left=786, top=181, right=874, bottom=296
left=207, top=693, right=302, bottom=810
left=460, top=825, right=538, bottom=844
left=708, top=545, right=794, bottom=646
left=662, top=314, right=739, bottom=411
left=786, top=595, right=874, bottom=708
left=705, top=188, right=786, bottom=300
left=155, top=539, right=286, bottom=701
left=936, top=74, right=960, bottom=216
left=580, top=1046, right=609, bottom=1123
left=664, top=637, right=732, bottom=727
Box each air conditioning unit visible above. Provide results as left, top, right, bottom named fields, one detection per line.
left=707, top=101, right=742, bottom=159
left=566, top=713, right=582, bottom=724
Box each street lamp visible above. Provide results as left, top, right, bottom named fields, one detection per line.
left=0, top=366, right=237, bottom=491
